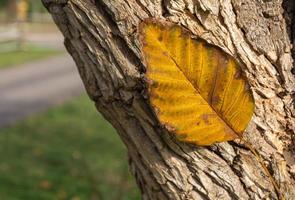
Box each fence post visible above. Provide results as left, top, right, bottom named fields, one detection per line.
left=16, top=0, right=28, bottom=51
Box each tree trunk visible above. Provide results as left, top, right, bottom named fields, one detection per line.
left=42, top=0, right=295, bottom=199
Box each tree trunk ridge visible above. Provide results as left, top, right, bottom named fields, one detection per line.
left=43, top=0, right=295, bottom=199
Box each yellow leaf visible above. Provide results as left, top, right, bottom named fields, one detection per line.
left=140, top=19, right=255, bottom=145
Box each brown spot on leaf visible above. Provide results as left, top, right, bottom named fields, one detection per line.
left=234, top=71, right=242, bottom=79
left=200, top=114, right=215, bottom=125
left=158, top=35, right=163, bottom=41
left=212, top=95, right=221, bottom=105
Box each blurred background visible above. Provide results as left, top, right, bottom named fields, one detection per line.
left=0, top=0, right=139, bottom=199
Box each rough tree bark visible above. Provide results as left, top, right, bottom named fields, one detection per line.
left=42, top=0, right=295, bottom=199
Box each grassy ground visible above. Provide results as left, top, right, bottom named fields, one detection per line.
left=0, top=95, right=140, bottom=200
left=0, top=45, right=63, bottom=70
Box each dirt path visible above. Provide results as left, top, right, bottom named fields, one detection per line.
left=0, top=55, right=85, bottom=127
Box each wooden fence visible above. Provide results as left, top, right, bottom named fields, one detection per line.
left=0, top=23, right=23, bottom=52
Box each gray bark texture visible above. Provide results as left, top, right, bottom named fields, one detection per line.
left=42, top=0, right=295, bottom=199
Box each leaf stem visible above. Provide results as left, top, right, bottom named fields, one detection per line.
left=240, top=138, right=284, bottom=200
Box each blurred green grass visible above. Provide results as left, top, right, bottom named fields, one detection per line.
left=0, top=95, right=140, bottom=200
left=0, top=45, right=63, bottom=69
